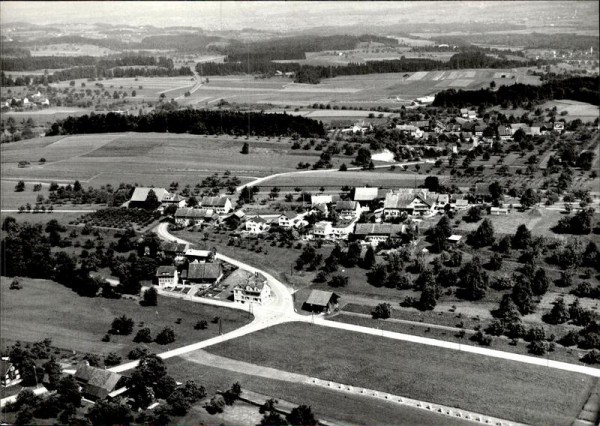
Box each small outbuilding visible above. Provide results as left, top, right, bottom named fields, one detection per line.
left=74, top=363, right=125, bottom=400
left=303, top=290, right=340, bottom=314
left=447, top=235, right=463, bottom=245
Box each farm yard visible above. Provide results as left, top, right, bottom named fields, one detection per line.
left=0, top=276, right=253, bottom=360
left=206, top=322, right=595, bottom=426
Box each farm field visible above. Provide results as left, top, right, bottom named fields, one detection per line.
left=166, top=358, right=469, bottom=426
left=179, top=68, right=540, bottom=107
left=539, top=100, right=599, bottom=122
left=206, top=322, right=595, bottom=426
left=1, top=107, right=93, bottom=125
left=0, top=133, right=323, bottom=188
left=0, top=276, right=253, bottom=359
left=29, top=43, right=120, bottom=56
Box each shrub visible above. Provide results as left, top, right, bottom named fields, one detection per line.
left=372, top=303, right=391, bottom=319
left=155, top=327, right=176, bottom=345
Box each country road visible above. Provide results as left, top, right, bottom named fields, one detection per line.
left=113, top=223, right=600, bottom=379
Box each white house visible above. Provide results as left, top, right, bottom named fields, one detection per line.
left=200, top=196, right=232, bottom=214
left=354, top=223, right=406, bottom=244
left=311, top=195, right=333, bottom=206
left=278, top=211, right=307, bottom=228
left=233, top=272, right=271, bottom=304
left=331, top=218, right=357, bottom=240
left=1, top=359, right=21, bottom=387
left=335, top=200, right=361, bottom=219
left=245, top=216, right=271, bottom=234
left=312, top=221, right=333, bottom=239
left=395, top=124, right=424, bottom=138
left=185, top=248, right=213, bottom=263
left=161, top=193, right=186, bottom=209
left=174, top=208, right=215, bottom=227
left=155, top=266, right=178, bottom=288
left=383, top=189, right=438, bottom=218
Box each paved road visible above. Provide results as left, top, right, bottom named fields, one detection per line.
left=234, top=160, right=433, bottom=192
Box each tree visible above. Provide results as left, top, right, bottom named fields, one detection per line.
left=472, top=218, right=494, bottom=247
left=512, top=224, right=532, bottom=250
left=424, top=176, right=440, bottom=192
left=134, top=327, right=153, bottom=343
left=241, top=142, right=249, bottom=154
left=419, top=285, right=438, bottom=310
left=545, top=297, right=570, bottom=325
left=372, top=303, right=391, bottom=319
left=2, top=215, right=16, bottom=231
left=87, top=400, right=133, bottom=425
left=287, top=405, right=318, bottom=426
left=15, top=180, right=25, bottom=192
left=145, top=189, right=161, bottom=210
left=57, top=375, right=81, bottom=407
left=142, top=286, right=158, bottom=306
left=43, top=357, right=62, bottom=389
left=459, top=257, right=488, bottom=300
left=466, top=206, right=482, bottom=222
left=345, top=241, right=362, bottom=267
left=354, top=147, right=372, bottom=168
left=110, top=315, right=134, bottom=335
left=488, top=181, right=503, bottom=202
left=362, top=246, right=376, bottom=269
left=511, top=278, right=535, bottom=315
left=261, top=411, right=289, bottom=426
left=520, top=188, right=539, bottom=209
left=104, top=352, right=122, bottom=367
left=155, top=327, right=176, bottom=345
left=339, top=163, right=347, bottom=171
left=531, top=268, right=549, bottom=296
left=328, top=274, right=348, bottom=288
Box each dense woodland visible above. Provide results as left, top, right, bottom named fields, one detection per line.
left=46, top=110, right=326, bottom=137
left=197, top=51, right=544, bottom=83
left=432, top=76, right=600, bottom=107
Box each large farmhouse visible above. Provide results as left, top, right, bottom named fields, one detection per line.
left=383, top=189, right=438, bottom=218
left=233, top=272, right=271, bottom=304
left=128, top=187, right=170, bottom=209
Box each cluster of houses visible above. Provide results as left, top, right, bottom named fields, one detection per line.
left=1, top=91, right=50, bottom=111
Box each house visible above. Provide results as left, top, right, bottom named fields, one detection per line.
left=311, top=221, right=332, bottom=239
left=473, top=183, right=492, bottom=201
left=460, top=108, right=469, bottom=118
left=330, top=120, right=354, bottom=130
left=510, top=123, right=528, bottom=135
left=303, top=290, right=339, bottom=314
left=233, top=272, right=271, bottom=304
left=160, top=241, right=188, bottom=259
left=491, top=207, right=509, bottom=215
left=278, top=211, right=307, bottom=228
left=353, top=187, right=380, bottom=204
left=186, top=262, right=223, bottom=286
left=446, top=122, right=462, bottom=132
left=474, top=125, right=487, bottom=137
left=156, top=265, right=178, bottom=288
left=1, top=359, right=21, bottom=387
left=223, top=210, right=246, bottom=229
left=497, top=125, right=512, bottom=141
left=74, top=363, right=124, bottom=400
left=453, top=198, right=469, bottom=211
left=409, top=120, right=430, bottom=130
left=200, top=197, right=232, bottom=214
left=128, top=187, right=169, bottom=209
left=467, top=110, right=477, bottom=120
left=174, top=208, right=215, bottom=227
left=447, top=235, right=463, bottom=245
left=353, top=223, right=406, bottom=244
left=395, top=124, right=424, bottom=138
left=331, top=218, right=357, bottom=240
left=383, top=189, right=438, bottom=218
left=161, top=193, right=186, bottom=209
left=245, top=216, right=271, bottom=234
left=185, top=248, right=214, bottom=263
left=436, top=194, right=450, bottom=211
left=335, top=200, right=361, bottom=218
left=311, top=195, right=333, bottom=205
left=553, top=121, right=565, bottom=131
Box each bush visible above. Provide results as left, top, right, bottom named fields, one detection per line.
left=372, top=303, right=391, bottom=319
left=194, top=320, right=208, bottom=330
left=104, top=352, right=122, bottom=367
left=133, top=328, right=153, bottom=343
left=110, top=315, right=134, bottom=335
left=155, top=327, right=176, bottom=345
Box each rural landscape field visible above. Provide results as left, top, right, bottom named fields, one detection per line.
left=1, top=1, right=599, bottom=425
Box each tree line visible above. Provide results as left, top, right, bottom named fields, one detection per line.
left=432, top=76, right=600, bottom=107
left=47, top=109, right=326, bottom=137
left=197, top=51, right=543, bottom=84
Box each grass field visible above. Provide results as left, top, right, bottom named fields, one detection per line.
left=206, top=322, right=595, bottom=425
left=0, top=133, right=323, bottom=188
left=539, top=100, right=599, bottom=122
left=166, top=358, right=469, bottom=426
left=0, top=277, right=253, bottom=359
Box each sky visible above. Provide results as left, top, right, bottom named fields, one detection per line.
left=1, top=1, right=598, bottom=31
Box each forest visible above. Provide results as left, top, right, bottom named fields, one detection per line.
left=46, top=109, right=326, bottom=138
left=432, top=75, right=600, bottom=107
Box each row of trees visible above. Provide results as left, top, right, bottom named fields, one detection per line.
left=47, top=110, right=326, bottom=138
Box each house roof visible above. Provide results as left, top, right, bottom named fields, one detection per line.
left=280, top=211, right=299, bottom=220
left=474, top=183, right=491, bottom=196
left=354, top=223, right=405, bottom=236
left=175, top=208, right=215, bottom=218
left=156, top=265, right=176, bottom=277
left=161, top=242, right=187, bottom=253
left=162, top=193, right=185, bottom=203
left=447, top=235, right=463, bottom=242
left=311, top=195, right=332, bottom=205
left=187, top=262, right=222, bottom=280
left=335, top=200, right=358, bottom=210
left=200, top=196, right=230, bottom=207
left=497, top=125, right=512, bottom=136
left=247, top=215, right=267, bottom=224
left=314, top=221, right=332, bottom=231
left=75, top=364, right=122, bottom=399
left=305, top=290, right=338, bottom=307
left=353, top=187, right=379, bottom=201
left=185, top=249, right=212, bottom=258
left=409, top=120, right=430, bottom=128
left=0, top=360, right=14, bottom=377
left=384, top=189, right=436, bottom=209
left=130, top=187, right=169, bottom=203
left=510, top=123, right=527, bottom=131
left=437, top=194, right=450, bottom=204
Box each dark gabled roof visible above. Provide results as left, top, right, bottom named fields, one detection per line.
left=335, top=200, right=358, bottom=210
left=75, top=364, right=122, bottom=400
left=160, top=242, right=187, bottom=253
left=280, top=211, right=299, bottom=220
left=156, top=265, right=176, bottom=277
left=0, top=360, right=14, bottom=376
left=247, top=215, right=267, bottom=224
left=175, top=208, right=213, bottom=218
left=354, top=223, right=405, bottom=236
left=305, top=290, right=338, bottom=307
left=187, top=262, right=223, bottom=281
